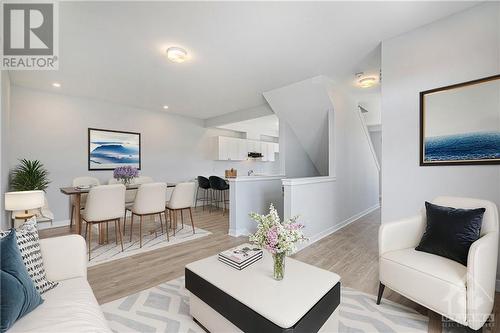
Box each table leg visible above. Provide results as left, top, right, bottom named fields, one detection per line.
left=74, top=194, right=81, bottom=235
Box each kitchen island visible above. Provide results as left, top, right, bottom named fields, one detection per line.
left=227, top=175, right=285, bottom=236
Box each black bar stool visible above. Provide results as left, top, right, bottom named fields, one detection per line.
left=195, top=176, right=211, bottom=211
left=209, top=176, right=229, bottom=215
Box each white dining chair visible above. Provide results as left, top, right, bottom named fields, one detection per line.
left=81, top=184, right=125, bottom=260
left=125, top=182, right=168, bottom=247
left=166, top=182, right=196, bottom=236
left=108, top=176, right=153, bottom=204
left=135, top=176, right=153, bottom=184
left=71, top=177, right=100, bottom=226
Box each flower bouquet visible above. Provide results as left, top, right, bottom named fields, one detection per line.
left=249, top=204, right=306, bottom=280
left=113, top=166, right=139, bottom=185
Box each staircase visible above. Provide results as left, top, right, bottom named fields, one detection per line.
left=264, top=76, right=333, bottom=176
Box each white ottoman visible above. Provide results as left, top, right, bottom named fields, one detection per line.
left=185, top=245, right=341, bottom=333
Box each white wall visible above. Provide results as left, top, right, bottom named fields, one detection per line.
left=280, top=120, right=319, bottom=178
left=381, top=2, right=500, bottom=279
left=7, top=86, right=279, bottom=222
left=1, top=72, right=11, bottom=229
left=264, top=76, right=331, bottom=176
left=228, top=176, right=284, bottom=236
left=382, top=2, right=500, bottom=221
left=358, top=92, right=382, bottom=126
left=283, top=87, right=380, bottom=246
left=369, top=130, right=382, bottom=168
left=204, top=105, right=274, bottom=128
left=329, top=87, right=380, bottom=218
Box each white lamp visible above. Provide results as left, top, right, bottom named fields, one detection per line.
left=5, top=190, right=45, bottom=224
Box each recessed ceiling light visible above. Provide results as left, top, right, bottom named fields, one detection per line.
left=52, top=82, right=61, bottom=88
left=163, top=105, right=169, bottom=109
left=166, top=47, right=188, bottom=63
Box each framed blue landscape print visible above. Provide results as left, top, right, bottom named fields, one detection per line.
left=420, top=74, right=500, bottom=166
left=88, top=128, right=141, bottom=170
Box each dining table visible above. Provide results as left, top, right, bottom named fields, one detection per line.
left=60, top=183, right=177, bottom=243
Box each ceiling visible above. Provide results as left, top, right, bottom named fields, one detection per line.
left=9, top=1, right=478, bottom=119
left=217, top=115, right=279, bottom=138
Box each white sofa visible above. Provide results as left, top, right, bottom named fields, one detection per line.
left=9, top=235, right=111, bottom=333
left=378, top=196, right=499, bottom=331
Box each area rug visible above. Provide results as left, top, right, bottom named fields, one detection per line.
left=101, top=276, right=429, bottom=333
left=88, top=228, right=211, bottom=267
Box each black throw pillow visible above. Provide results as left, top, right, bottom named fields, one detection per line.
left=415, top=202, right=485, bottom=266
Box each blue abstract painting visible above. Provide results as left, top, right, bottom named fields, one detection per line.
left=88, top=129, right=140, bottom=170
left=421, top=76, right=500, bottom=165
left=424, top=132, right=500, bottom=162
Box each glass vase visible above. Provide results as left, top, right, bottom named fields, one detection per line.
left=273, top=253, right=285, bottom=281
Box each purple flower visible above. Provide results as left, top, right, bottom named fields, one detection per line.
left=265, top=245, right=277, bottom=254
left=287, top=223, right=304, bottom=230
left=113, top=166, right=139, bottom=180
left=266, top=226, right=279, bottom=249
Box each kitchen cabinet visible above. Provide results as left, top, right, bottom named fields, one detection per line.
left=214, top=136, right=279, bottom=162
left=261, top=142, right=277, bottom=162
left=247, top=140, right=261, bottom=154
left=214, top=136, right=247, bottom=161
left=273, top=142, right=279, bottom=153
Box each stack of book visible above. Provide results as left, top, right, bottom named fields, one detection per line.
left=218, top=245, right=263, bottom=270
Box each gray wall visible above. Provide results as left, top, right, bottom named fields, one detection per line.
left=369, top=130, right=382, bottom=198
left=381, top=2, right=500, bottom=277
left=1, top=72, right=11, bottom=229
left=369, top=130, right=381, bottom=168
left=7, top=86, right=280, bottom=223
left=280, top=120, right=319, bottom=178
left=382, top=2, right=500, bottom=221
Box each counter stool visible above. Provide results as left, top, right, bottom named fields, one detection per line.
left=195, top=176, right=211, bottom=211
left=209, top=176, right=229, bottom=215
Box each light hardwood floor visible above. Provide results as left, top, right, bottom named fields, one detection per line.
left=40, top=207, right=499, bottom=333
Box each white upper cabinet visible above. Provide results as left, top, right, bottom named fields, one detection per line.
left=213, top=136, right=278, bottom=161
left=247, top=140, right=261, bottom=154
left=237, top=139, right=248, bottom=160
left=214, top=136, right=247, bottom=161
left=261, top=142, right=276, bottom=162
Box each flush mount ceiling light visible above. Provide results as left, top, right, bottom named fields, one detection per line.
left=355, top=72, right=377, bottom=88
left=166, top=47, right=188, bottom=63
left=359, top=77, right=377, bottom=88
left=52, top=82, right=61, bottom=88
left=163, top=105, right=169, bottom=109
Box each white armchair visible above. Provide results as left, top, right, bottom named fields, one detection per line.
left=378, top=196, right=499, bottom=331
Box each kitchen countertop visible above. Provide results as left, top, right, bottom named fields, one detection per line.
left=227, top=175, right=285, bottom=182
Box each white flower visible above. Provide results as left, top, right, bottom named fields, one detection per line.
left=249, top=204, right=307, bottom=256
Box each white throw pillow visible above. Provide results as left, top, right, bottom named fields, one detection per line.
left=0, top=217, right=58, bottom=294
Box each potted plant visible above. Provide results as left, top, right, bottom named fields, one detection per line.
left=249, top=204, right=306, bottom=280
left=113, top=166, right=139, bottom=185
left=10, top=159, right=51, bottom=191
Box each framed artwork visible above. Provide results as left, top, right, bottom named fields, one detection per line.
left=88, top=128, right=141, bottom=170
left=420, top=74, right=500, bottom=166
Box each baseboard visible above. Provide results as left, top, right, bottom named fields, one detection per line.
left=37, top=219, right=70, bottom=230
left=228, top=228, right=251, bottom=237
left=297, top=203, right=380, bottom=252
